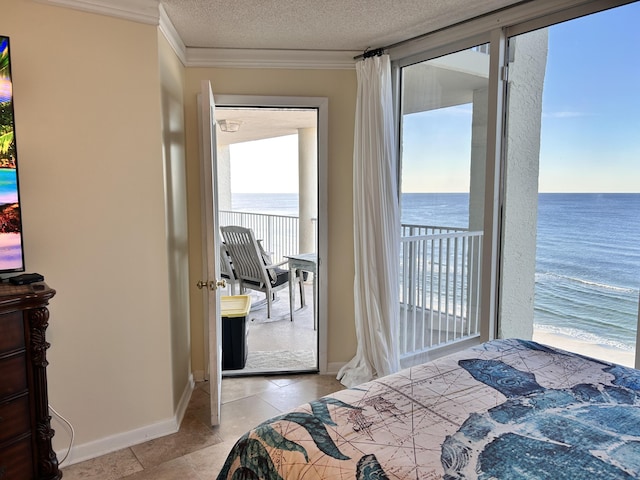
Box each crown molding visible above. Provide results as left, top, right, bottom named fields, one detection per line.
left=37, top=0, right=160, bottom=24
left=185, top=48, right=358, bottom=69
left=158, top=4, right=187, bottom=64
left=37, top=0, right=357, bottom=69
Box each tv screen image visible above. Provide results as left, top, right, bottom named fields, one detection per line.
left=0, top=35, right=25, bottom=273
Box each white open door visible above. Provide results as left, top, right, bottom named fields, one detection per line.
left=198, top=80, right=223, bottom=426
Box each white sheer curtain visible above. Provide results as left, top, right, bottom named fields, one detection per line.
left=338, top=54, right=401, bottom=387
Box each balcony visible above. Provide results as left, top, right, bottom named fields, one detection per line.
left=219, top=211, right=483, bottom=371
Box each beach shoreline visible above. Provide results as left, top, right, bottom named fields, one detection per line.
left=532, top=330, right=636, bottom=368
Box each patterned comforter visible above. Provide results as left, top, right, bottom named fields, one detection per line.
left=217, top=338, right=640, bottom=479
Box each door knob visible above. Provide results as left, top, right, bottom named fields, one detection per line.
left=198, top=279, right=226, bottom=290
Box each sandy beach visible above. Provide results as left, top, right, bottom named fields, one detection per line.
left=532, top=330, right=636, bottom=368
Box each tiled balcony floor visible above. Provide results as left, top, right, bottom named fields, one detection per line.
left=223, top=278, right=318, bottom=374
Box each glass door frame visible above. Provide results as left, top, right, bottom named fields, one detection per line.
left=389, top=0, right=639, bottom=367
left=392, top=31, right=504, bottom=347
left=212, top=94, right=330, bottom=373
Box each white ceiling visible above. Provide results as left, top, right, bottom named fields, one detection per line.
left=160, top=0, right=525, bottom=51
left=46, top=0, right=524, bottom=54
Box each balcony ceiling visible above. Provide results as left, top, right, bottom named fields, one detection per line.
left=215, top=108, right=317, bottom=146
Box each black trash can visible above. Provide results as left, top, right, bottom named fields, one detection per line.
left=221, top=295, right=251, bottom=370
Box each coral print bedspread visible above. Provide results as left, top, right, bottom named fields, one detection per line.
left=216, top=338, right=640, bottom=479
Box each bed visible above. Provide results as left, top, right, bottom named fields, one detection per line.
left=216, top=338, right=640, bottom=479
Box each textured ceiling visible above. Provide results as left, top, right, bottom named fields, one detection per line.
left=160, top=0, right=525, bottom=51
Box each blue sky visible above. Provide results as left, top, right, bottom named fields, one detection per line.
left=401, top=106, right=472, bottom=193
left=229, top=3, right=640, bottom=194
left=402, top=1, right=640, bottom=193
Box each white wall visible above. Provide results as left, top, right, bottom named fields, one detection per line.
left=1, top=0, right=182, bottom=463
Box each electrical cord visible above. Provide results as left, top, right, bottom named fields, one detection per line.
left=48, top=404, right=75, bottom=465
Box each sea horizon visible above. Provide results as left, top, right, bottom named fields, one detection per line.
left=232, top=192, right=640, bottom=352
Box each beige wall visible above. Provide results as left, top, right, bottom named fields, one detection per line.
left=1, top=0, right=181, bottom=459
left=183, top=68, right=358, bottom=375
left=0, top=0, right=359, bottom=463
left=158, top=34, right=191, bottom=409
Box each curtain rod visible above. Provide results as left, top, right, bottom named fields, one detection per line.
left=359, top=47, right=385, bottom=59
left=353, top=14, right=485, bottom=61
left=352, top=0, right=538, bottom=61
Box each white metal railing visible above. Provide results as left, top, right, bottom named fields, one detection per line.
left=219, top=211, right=483, bottom=362
left=219, top=210, right=299, bottom=264
left=400, top=225, right=483, bottom=364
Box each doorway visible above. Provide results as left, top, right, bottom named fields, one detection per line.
left=213, top=95, right=328, bottom=375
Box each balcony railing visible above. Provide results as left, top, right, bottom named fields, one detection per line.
left=400, top=225, right=483, bottom=366
left=219, top=211, right=483, bottom=362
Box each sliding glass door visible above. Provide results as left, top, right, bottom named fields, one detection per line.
left=398, top=44, right=489, bottom=365
left=393, top=0, right=639, bottom=368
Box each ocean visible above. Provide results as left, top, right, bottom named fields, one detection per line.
left=232, top=192, right=640, bottom=351
left=534, top=194, right=639, bottom=351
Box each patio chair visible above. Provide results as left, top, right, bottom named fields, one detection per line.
left=220, top=225, right=304, bottom=318
left=219, top=243, right=240, bottom=296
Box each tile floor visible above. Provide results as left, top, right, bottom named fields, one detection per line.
left=224, top=280, right=317, bottom=374
left=61, top=373, right=345, bottom=479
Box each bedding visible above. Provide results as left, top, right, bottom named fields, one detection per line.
left=216, top=338, right=640, bottom=479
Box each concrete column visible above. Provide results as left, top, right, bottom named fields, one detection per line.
left=468, top=87, right=489, bottom=326
left=498, top=29, right=548, bottom=339
left=298, top=127, right=317, bottom=253
left=216, top=144, right=232, bottom=211
left=469, top=88, right=488, bottom=232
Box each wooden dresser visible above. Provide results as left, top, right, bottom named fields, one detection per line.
left=0, top=283, right=61, bottom=479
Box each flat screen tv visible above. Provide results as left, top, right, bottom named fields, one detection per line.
left=0, top=36, right=25, bottom=273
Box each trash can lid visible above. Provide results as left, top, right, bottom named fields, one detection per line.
left=221, top=295, right=251, bottom=317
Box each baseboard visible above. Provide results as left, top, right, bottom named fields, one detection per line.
left=193, top=369, right=206, bottom=382
left=326, top=362, right=347, bottom=376
left=60, top=417, right=179, bottom=467
left=175, top=373, right=195, bottom=426
left=59, top=376, right=195, bottom=467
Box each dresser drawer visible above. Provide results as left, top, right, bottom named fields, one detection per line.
left=0, top=312, right=24, bottom=355
left=0, top=435, right=34, bottom=479
left=0, top=394, right=30, bottom=444
left=0, top=355, right=28, bottom=399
